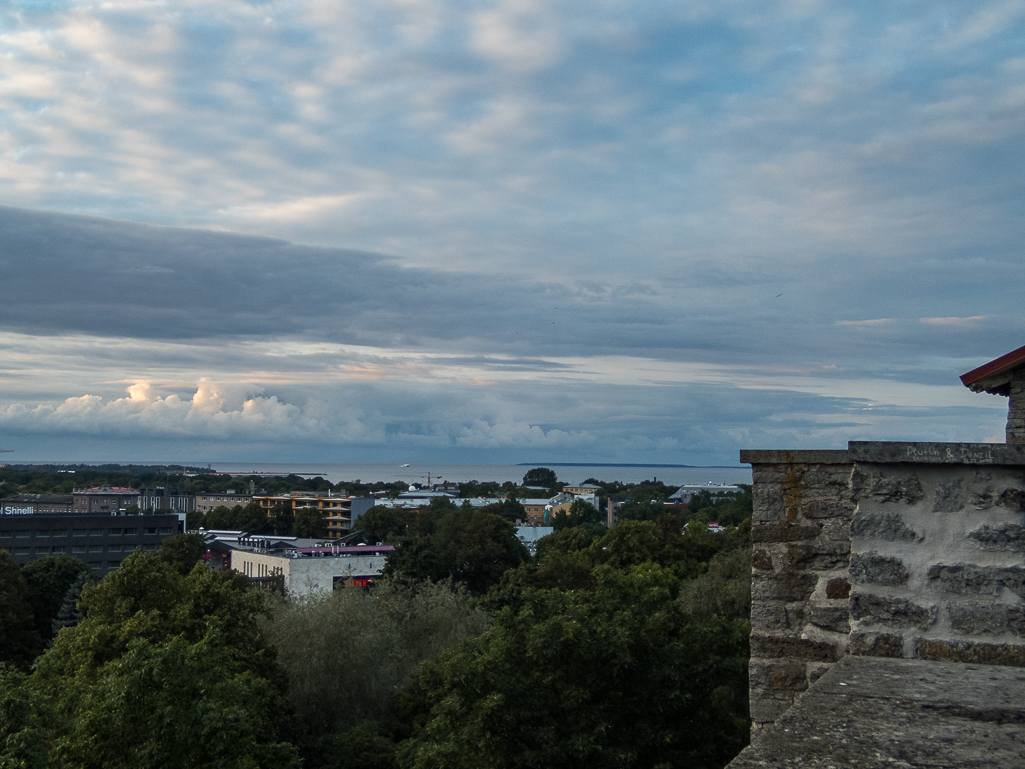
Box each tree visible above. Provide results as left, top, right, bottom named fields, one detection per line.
left=52, top=570, right=96, bottom=638
left=159, top=533, right=208, bottom=575
left=21, top=555, right=92, bottom=646
left=0, top=550, right=42, bottom=668
left=385, top=512, right=528, bottom=595
left=294, top=507, right=327, bottom=538
left=399, top=565, right=750, bottom=769
left=552, top=499, right=603, bottom=530
left=12, top=551, right=301, bottom=767
left=521, top=467, right=557, bottom=488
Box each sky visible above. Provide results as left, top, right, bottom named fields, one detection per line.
left=0, top=0, right=1022, bottom=466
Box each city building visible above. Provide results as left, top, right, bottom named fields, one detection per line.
left=254, top=491, right=352, bottom=538
left=0, top=493, right=73, bottom=514
left=562, top=483, right=601, bottom=496
left=215, top=533, right=393, bottom=595
left=666, top=483, right=741, bottom=504
left=0, top=511, right=185, bottom=575
left=515, top=525, right=553, bottom=557
left=72, top=486, right=139, bottom=514
left=137, top=486, right=196, bottom=512
left=195, top=489, right=257, bottom=512
left=519, top=498, right=552, bottom=525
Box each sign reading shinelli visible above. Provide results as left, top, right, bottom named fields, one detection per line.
left=1, top=507, right=34, bottom=515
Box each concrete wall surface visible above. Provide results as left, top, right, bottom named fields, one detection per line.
left=728, top=655, right=1025, bottom=768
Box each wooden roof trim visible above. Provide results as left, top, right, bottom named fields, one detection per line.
left=960, top=344, right=1025, bottom=389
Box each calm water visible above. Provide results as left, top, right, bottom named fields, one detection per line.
left=204, top=462, right=752, bottom=487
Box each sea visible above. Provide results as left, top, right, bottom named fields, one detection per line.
left=202, top=462, right=752, bottom=487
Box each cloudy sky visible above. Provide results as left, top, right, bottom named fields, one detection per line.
left=0, top=0, right=1022, bottom=465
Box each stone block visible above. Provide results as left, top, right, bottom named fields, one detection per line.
left=809, top=604, right=850, bottom=633
left=849, top=631, right=904, bottom=658
left=750, top=601, right=803, bottom=632
left=850, top=592, right=935, bottom=629
left=751, top=549, right=773, bottom=570
left=751, top=572, right=817, bottom=602
left=915, top=638, right=1025, bottom=667
left=850, top=511, right=921, bottom=542
left=850, top=551, right=909, bottom=587
left=851, top=468, right=925, bottom=504
left=752, top=523, right=821, bottom=544
left=750, top=634, right=842, bottom=662
left=932, top=477, right=967, bottom=512
left=948, top=602, right=1013, bottom=636
left=825, top=577, right=851, bottom=599
left=968, top=523, right=1025, bottom=552
left=784, top=541, right=850, bottom=570
left=927, top=564, right=1025, bottom=596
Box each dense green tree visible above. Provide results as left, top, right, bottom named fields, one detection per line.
left=359, top=507, right=418, bottom=543
left=521, top=467, right=558, bottom=488
left=552, top=499, right=604, bottom=530
left=22, top=555, right=91, bottom=646
left=0, top=550, right=42, bottom=668
left=4, top=551, right=301, bottom=768
left=479, top=498, right=525, bottom=522
left=159, top=532, right=209, bottom=575
left=385, top=512, right=528, bottom=595
left=399, top=564, right=750, bottom=769
left=52, top=570, right=96, bottom=638
left=294, top=507, right=327, bottom=538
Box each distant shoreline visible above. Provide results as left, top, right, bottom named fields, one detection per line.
left=516, top=462, right=745, bottom=469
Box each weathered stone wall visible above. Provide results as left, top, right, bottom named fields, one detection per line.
left=742, top=441, right=1025, bottom=732
left=847, top=441, right=1025, bottom=666
left=1008, top=368, right=1025, bottom=444
left=740, top=450, right=854, bottom=731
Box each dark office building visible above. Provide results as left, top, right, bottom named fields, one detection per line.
left=0, top=493, right=74, bottom=514
left=0, top=512, right=185, bottom=576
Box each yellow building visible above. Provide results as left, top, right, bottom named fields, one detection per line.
left=254, top=492, right=352, bottom=538
left=562, top=484, right=601, bottom=496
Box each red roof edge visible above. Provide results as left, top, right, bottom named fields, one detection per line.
left=960, top=344, right=1025, bottom=387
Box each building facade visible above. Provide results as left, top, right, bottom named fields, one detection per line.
left=0, top=511, right=185, bottom=575
left=231, top=544, right=393, bottom=595
left=72, top=486, right=139, bottom=514
left=0, top=493, right=74, bottom=514
left=254, top=492, right=353, bottom=538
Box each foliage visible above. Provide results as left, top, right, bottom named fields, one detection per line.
left=678, top=546, right=752, bottom=623
left=158, top=533, right=209, bottom=574
left=552, top=499, right=603, bottom=530
left=52, top=570, right=97, bottom=638
left=687, top=485, right=753, bottom=527
left=0, top=550, right=42, bottom=668
left=399, top=565, right=750, bottom=769
left=385, top=511, right=529, bottom=595
left=521, top=467, right=558, bottom=488
left=0, top=550, right=300, bottom=768
left=294, top=507, right=327, bottom=538
left=478, top=498, right=524, bottom=522
left=21, top=554, right=92, bottom=646
left=262, top=580, right=489, bottom=747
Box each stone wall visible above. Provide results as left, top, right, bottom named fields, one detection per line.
left=742, top=441, right=1025, bottom=732
left=740, top=450, right=854, bottom=731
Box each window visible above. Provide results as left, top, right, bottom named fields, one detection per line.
left=89, top=528, right=103, bottom=536
left=142, top=544, right=159, bottom=552
left=12, top=547, right=29, bottom=555
left=107, top=560, right=122, bottom=568
left=123, top=528, right=137, bottom=535
left=14, top=530, right=30, bottom=539
left=51, top=529, right=67, bottom=537
left=71, top=545, right=87, bottom=554
left=73, top=529, right=87, bottom=537
left=108, top=528, right=122, bottom=536
left=158, top=527, right=172, bottom=535
left=107, top=544, right=121, bottom=552
left=88, top=545, right=103, bottom=553
left=50, top=546, right=66, bottom=554
left=0, top=531, right=10, bottom=538
left=144, top=527, right=157, bottom=536
left=88, top=561, right=103, bottom=570
left=36, top=530, right=50, bottom=538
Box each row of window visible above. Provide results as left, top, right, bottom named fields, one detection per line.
left=7, top=544, right=161, bottom=556
left=0, top=527, right=173, bottom=539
